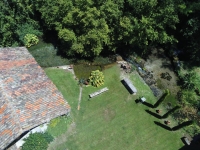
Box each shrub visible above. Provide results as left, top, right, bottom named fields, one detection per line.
left=89, top=70, right=104, bottom=87
left=178, top=90, right=199, bottom=106
left=21, top=132, right=50, bottom=150
left=179, top=71, right=200, bottom=90
left=17, top=23, right=42, bottom=45
left=24, top=34, right=39, bottom=47
left=78, top=78, right=86, bottom=86
left=183, top=122, right=200, bottom=136
left=42, top=132, right=54, bottom=143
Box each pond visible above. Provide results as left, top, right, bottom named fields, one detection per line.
left=73, top=63, right=116, bottom=79
left=73, top=64, right=102, bottom=79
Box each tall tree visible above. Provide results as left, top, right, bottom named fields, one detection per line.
left=118, top=0, right=179, bottom=53
left=0, top=0, right=40, bottom=47
left=178, top=0, right=200, bottom=63
left=37, top=0, right=111, bottom=57
left=59, top=6, right=110, bottom=57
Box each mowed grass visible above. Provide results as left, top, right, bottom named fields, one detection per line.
left=45, top=68, right=79, bottom=116
left=45, top=66, right=184, bottom=150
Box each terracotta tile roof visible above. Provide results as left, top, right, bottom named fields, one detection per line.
left=0, top=47, right=70, bottom=150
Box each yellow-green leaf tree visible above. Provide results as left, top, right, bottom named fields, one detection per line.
left=24, top=34, right=39, bottom=47
left=89, top=70, right=104, bottom=87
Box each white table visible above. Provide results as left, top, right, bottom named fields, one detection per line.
left=141, top=97, right=146, bottom=102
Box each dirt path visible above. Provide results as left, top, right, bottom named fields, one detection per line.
left=77, top=87, right=82, bottom=110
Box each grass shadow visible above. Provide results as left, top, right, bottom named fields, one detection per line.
left=145, top=110, right=162, bottom=119
left=154, top=121, right=172, bottom=131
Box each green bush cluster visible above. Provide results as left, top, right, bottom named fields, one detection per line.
left=183, top=122, right=200, bottom=136
left=21, top=132, right=54, bottom=150
left=89, top=70, right=104, bottom=87
left=180, top=71, right=199, bottom=90
left=24, top=34, right=39, bottom=47
left=17, top=23, right=42, bottom=46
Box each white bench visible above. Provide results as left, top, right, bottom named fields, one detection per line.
left=183, top=137, right=191, bottom=145
left=89, top=87, right=109, bottom=98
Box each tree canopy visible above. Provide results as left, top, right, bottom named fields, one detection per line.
left=1, top=0, right=200, bottom=60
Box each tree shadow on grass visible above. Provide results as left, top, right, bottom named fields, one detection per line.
left=135, top=99, right=140, bottom=104
left=153, top=92, right=168, bottom=108
left=179, top=142, right=200, bottom=150
left=142, top=101, right=154, bottom=108
left=145, top=110, right=162, bottom=119
left=161, top=106, right=180, bottom=119
left=154, top=121, right=172, bottom=131
left=172, top=121, right=194, bottom=131
left=134, top=99, right=154, bottom=107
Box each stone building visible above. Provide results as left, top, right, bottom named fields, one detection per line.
left=0, top=47, right=70, bottom=150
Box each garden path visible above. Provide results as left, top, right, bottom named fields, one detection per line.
left=77, top=87, right=82, bottom=110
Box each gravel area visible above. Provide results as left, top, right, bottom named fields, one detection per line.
left=144, top=48, right=180, bottom=95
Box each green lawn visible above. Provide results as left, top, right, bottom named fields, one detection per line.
left=45, top=66, right=184, bottom=150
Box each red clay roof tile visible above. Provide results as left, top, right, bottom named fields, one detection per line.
left=0, top=47, right=70, bottom=149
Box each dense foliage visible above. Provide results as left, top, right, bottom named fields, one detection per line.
left=1, top=0, right=199, bottom=61
left=0, top=0, right=41, bottom=47
left=24, top=34, right=39, bottom=47
left=89, top=70, right=104, bottom=87
left=21, top=132, right=54, bottom=150
left=179, top=71, right=200, bottom=90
